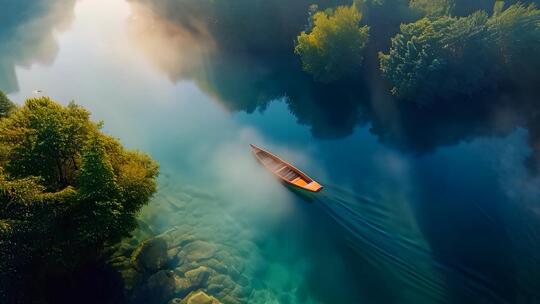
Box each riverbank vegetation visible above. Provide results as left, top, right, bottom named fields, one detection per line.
left=0, top=95, right=158, bottom=302
left=295, top=5, right=369, bottom=82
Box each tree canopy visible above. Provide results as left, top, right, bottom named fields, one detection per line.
left=379, top=3, right=540, bottom=103
left=0, top=96, right=159, bottom=301
left=0, top=91, right=14, bottom=118
left=379, top=11, right=493, bottom=103
left=294, top=5, right=369, bottom=83
left=487, top=3, right=540, bottom=83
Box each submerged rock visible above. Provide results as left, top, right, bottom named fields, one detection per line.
left=180, top=240, right=216, bottom=261
left=137, top=270, right=178, bottom=303
left=168, top=247, right=180, bottom=260
left=180, top=291, right=221, bottom=304
left=132, top=237, right=168, bottom=273
left=205, top=258, right=228, bottom=274
left=185, top=266, right=212, bottom=287
left=174, top=277, right=195, bottom=298
left=207, top=274, right=236, bottom=298
left=121, top=267, right=143, bottom=291
left=176, top=260, right=200, bottom=274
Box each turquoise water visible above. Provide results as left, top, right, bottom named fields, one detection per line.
left=3, top=0, right=540, bottom=303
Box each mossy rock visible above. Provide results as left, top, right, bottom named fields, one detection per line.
left=174, top=277, right=196, bottom=298
left=140, top=270, right=178, bottom=303
left=205, top=258, right=228, bottom=274
left=180, top=291, right=221, bottom=304
left=185, top=266, right=212, bottom=287
left=131, top=237, right=168, bottom=273
left=180, top=240, right=216, bottom=262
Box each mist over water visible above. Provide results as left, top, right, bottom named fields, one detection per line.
left=2, top=0, right=540, bottom=303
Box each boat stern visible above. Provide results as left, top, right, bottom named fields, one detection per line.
left=304, top=181, right=323, bottom=192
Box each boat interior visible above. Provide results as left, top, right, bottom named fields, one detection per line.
left=255, top=151, right=311, bottom=186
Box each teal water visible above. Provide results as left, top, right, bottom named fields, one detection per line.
left=2, top=0, right=540, bottom=303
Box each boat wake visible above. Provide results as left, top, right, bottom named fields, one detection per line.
left=299, top=185, right=511, bottom=304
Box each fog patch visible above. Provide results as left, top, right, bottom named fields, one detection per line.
left=127, top=2, right=216, bottom=82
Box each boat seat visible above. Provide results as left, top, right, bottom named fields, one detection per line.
left=291, top=177, right=308, bottom=187
left=278, top=167, right=300, bottom=181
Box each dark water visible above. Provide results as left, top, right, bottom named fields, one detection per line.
left=2, top=0, right=540, bottom=303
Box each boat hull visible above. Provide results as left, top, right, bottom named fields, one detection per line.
left=250, top=144, right=323, bottom=192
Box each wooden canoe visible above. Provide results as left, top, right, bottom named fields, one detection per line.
left=250, top=144, right=323, bottom=192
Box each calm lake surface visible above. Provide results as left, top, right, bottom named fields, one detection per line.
left=3, top=0, right=540, bottom=303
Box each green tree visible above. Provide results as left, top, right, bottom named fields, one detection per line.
left=79, top=134, right=120, bottom=201
left=0, top=96, right=159, bottom=301
left=487, top=3, right=540, bottom=83
left=379, top=3, right=540, bottom=103
left=0, top=91, right=15, bottom=118
left=1, top=97, right=94, bottom=190
left=379, top=12, right=490, bottom=102
left=295, top=5, right=370, bottom=83
left=353, top=0, right=416, bottom=50
left=379, top=12, right=492, bottom=103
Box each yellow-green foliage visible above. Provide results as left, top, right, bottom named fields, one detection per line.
left=295, top=5, right=369, bottom=83
left=487, top=3, right=540, bottom=69
left=0, top=91, right=14, bottom=119
left=0, top=95, right=159, bottom=297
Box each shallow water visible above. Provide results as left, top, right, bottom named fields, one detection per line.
left=3, top=0, right=540, bottom=303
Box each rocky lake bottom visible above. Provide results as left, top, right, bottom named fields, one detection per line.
left=108, top=177, right=315, bottom=304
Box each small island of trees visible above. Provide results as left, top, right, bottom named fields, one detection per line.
left=0, top=94, right=159, bottom=302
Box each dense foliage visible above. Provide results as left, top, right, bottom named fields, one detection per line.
left=0, top=96, right=158, bottom=301
left=0, top=91, right=15, bottom=118
left=379, top=3, right=540, bottom=103
left=295, top=5, right=369, bottom=83
left=488, top=3, right=540, bottom=83
left=379, top=11, right=493, bottom=103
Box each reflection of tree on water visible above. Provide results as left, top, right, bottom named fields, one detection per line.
left=128, top=0, right=349, bottom=53
left=0, top=0, right=76, bottom=93
left=192, top=53, right=371, bottom=138
left=128, top=0, right=540, bottom=174
left=127, top=0, right=366, bottom=139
